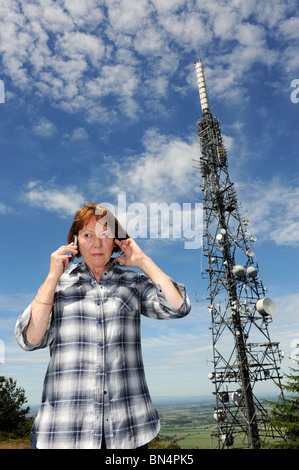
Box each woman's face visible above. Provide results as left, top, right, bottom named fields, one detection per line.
left=78, top=216, right=115, bottom=271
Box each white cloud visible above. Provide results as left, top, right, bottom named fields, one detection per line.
left=56, top=31, right=105, bottom=66
left=32, top=117, right=57, bottom=137
left=26, top=1, right=74, bottom=34
left=0, top=1, right=296, bottom=121
left=63, top=127, right=89, bottom=141
left=278, top=16, right=299, bottom=40
left=105, top=129, right=198, bottom=202
left=105, top=0, right=152, bottom=33
left=157, top=9, right=212, bottom=50
left=268, top=293, right=299, bottom=370
left=86, top=63, right=139, bottom=117
left=71, top=127, right=88, bottom=140
left=64, top=0, right=104, bottom=29
left=23, top=181, right=85, bottom=217
left=0, top=202, right=9, bottom=214
left=239, top=177, right=299, bottom=246
left=255, top=0, right=294, bottom=29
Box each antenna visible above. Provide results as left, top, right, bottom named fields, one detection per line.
left=194, top=59, right=209, bottom=113
left=194, top=60, right=286, bottom=449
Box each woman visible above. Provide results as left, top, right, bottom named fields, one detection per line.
left=15, top=203, right=191, bottom=449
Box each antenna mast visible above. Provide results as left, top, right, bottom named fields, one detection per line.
left=194, top=60, right=286, bottom=449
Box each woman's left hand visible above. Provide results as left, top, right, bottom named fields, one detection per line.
left=115, top=238, right=183, bottom=309
left=115, top=238, right=149, bottom=270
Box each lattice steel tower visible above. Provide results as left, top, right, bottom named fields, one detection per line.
left=194, top=60, right=286, bottom=449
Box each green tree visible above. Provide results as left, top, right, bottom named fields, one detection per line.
left=149, top=433, right=181, bottom=449
left=0, top=376, right=33, bottom=437
left=267, top=353, right=299, bottom=449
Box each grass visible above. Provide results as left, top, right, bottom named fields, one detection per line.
left=155, top=403, right=216, bottom=449
left=0, top=433, right=31, bottom=449
left=154, top=401, right=288, bottom=449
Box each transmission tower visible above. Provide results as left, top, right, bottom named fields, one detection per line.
left=194, top=60, right=286, bottom=449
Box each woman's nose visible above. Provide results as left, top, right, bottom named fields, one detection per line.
left=94, top=236, right=103, bottom=246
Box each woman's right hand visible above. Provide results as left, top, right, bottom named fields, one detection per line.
left=48, top=242, right=78, bottom=281
left=27, top=243, right=78, bottom=346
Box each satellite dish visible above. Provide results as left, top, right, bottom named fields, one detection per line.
left=213, top=409, right=226, bottom=422
left=250, top=236, right=257, bottom=242
left=219, top=392, right=229, bottom=403
left=231, top=389, right=242, bottom=406
left=256, top=298, right=276, bottom=316
left=220, top=229, right=226, bottom=235
left=232, top=265, right=245, bottom=277
left=246, top=249, right=255, bottom=257
left=216, top=233, right=223, bottom=240
left=247, top=266, right=258, bottom=277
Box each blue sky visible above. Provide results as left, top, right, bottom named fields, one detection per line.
left=0, top=0, right=298, bottom=407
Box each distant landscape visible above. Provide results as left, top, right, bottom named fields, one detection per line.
left=2, top=394, right=282, bottom=450
left=151, top=393, right=285, bottom=449
left=153, top=396, right=216, bottom=449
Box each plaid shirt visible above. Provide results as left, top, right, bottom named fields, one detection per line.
left=15, top=260, right=191, bottom=449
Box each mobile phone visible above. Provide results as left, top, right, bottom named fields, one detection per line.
left=70, top=234, right=78, bottom=262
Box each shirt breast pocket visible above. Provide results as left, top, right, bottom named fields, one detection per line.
left=103, top=295, right=140, bottom=354
left=109, top=286, right=140, bottom=317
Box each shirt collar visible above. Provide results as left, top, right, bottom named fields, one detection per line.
left=67, top=258, right=122, bottom=282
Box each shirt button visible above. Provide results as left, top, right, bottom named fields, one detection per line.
left=104, top=390, right=107, bottom=395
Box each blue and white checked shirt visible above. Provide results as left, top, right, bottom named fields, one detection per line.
left=15, top=260, right=191, bottom=449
